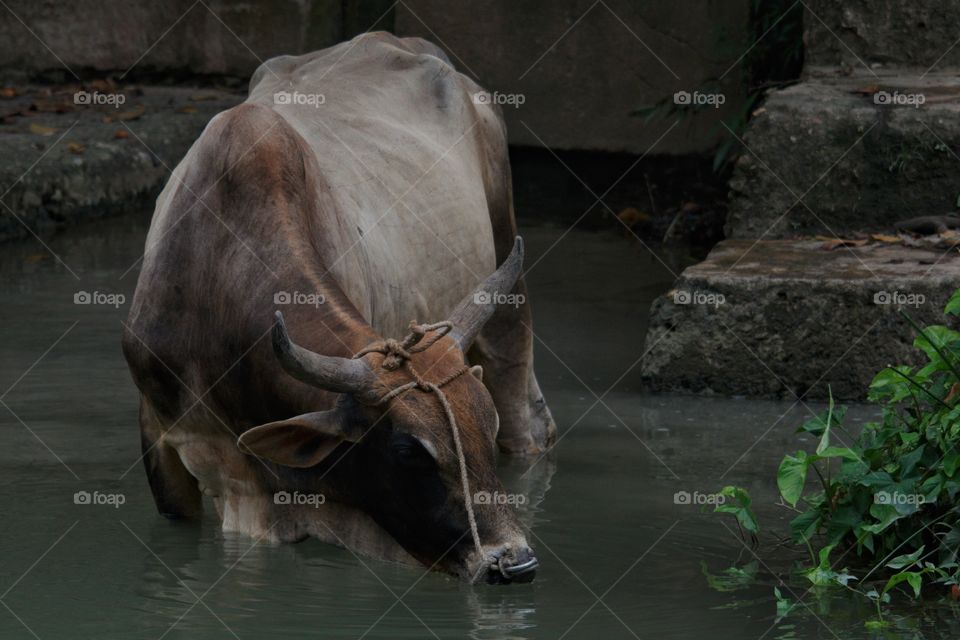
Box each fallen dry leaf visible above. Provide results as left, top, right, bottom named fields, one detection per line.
left=0, top=87, right=16, bottom=99
left=29, top=122, right=56, bottom=136
left=177, top=105, right=198, bottom=114
left=870, top=233, right=901, bottom=243
left=113, top=105, right=145, bottom=122
left=851, top=84, right=881, bottom=95
left=113, top=129, right=129, bottom=139
left=616, top=207, right=650, bottom=227
left=817, top=236, right=868, bottom=250
left=29, top=98, right=75, bottom=113
left=66, top=141, right=84, bottom=154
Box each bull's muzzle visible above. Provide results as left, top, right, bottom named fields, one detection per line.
left=485, top=546, right=539, bottom=584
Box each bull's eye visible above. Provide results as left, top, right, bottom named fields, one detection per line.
left=392, top=435, right=436, bottom=468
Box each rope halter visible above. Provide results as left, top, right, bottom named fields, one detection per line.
left=352, top=321, right=485, bottom=568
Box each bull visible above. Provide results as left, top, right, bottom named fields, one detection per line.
left=123, top=32, right=555, bottom=583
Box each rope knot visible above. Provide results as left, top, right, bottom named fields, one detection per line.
left=378, top=338, right=411, bottom=370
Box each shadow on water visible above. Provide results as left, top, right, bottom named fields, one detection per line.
left=1, top=213, right=953, bottom=638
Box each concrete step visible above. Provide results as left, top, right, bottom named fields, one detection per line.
left=725, top=70, right=960, bottom=240
left=0, top=86, right=241, bottom=243
left=640, top=238, right=960, bottom=400
left=805, top=0, right=960, bottom=71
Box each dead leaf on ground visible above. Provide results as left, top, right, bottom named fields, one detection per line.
left=177, top=105, right=198, bottom=114
left=870, top=233, right=901, bottom=243
left=0, top=87, right=17, bottom=99
left=29, top=98, right=75, bottom=113
left=104, top=105, right=145, bottom=123
left=66, top=141, right=84, bottom=154
left=617, top=207, right=650, bottom=227
left=816, top=235, right=868, bottom=250
left=24, top=254, right=49, bottom=263
left=113, top=129, right=129, bottom=139
left=29, top=122, right=56, bottom=136
left=851, top=84, right=881, bottom=95
left=940, top=229, right=960, bottom=244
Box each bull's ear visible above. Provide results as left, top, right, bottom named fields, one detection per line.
left=237, top=405, right=358, bottom=468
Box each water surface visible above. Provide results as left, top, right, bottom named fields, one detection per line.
left=1, top=215, right=953, bottom=639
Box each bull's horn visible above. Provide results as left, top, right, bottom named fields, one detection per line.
left=448, top=236, right=524, bottom=350
left=272, top=311, right=375, bottom=394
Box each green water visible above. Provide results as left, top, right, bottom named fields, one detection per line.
left=1, top=216, right=956, bottom=638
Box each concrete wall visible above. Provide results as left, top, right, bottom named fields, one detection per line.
left=0, top=0, right=751, bottom=155
left=395, top=0, right=751, bottom=154
left=0, top=0, right=393, bottom=79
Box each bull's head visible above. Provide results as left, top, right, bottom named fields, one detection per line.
left=237, top=238, right=538, bottom=583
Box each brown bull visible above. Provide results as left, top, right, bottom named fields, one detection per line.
left=123, top=32, right=555, bottom=582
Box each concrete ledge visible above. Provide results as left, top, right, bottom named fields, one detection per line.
left=805, top=0, right=960, bottom=70
left=0, top=85, right=242, bottom=243
left=726, top=71, right=960, bottom=239
left=640, top=239, right=960, bottom=400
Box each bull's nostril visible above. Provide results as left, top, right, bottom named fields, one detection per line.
left=495, top=548, right=538, bottom=583
left=501, top=556, right=538, bottom=580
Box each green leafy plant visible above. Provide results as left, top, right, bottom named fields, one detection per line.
left=716, top=289, right=960, bottom=625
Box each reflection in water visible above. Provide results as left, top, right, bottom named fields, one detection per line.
left=2, top=214, right=944, bottom=639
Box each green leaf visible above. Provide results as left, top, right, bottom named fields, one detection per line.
left=914, top=325, right=960, bottom=369
left=816, top=392, right=837, bottom=455
left=714, top=485, right=759, bottom=534
left=778, top=451, right=810, bottom=508
left=774, top=586, right=793, bottom=618
left=869, top=366, right=915, bottom=403
left=886, top=546, right=925, bottom=570
left=944, top=452, right=960, bottom=478
left=899, top=445, right=926, bottom=479
left=861, top=503, right=904, bottom=534
left=882, top=571, right=923, bottom=598
left=826, top=505, right=864, bottom=545
left=945, top=289, right=960, bottom=316
left=818, top=446, right=863, bottom=462
left=701, top=560, right=758, bottom=592
left=790, top=509, right=821, bottom=544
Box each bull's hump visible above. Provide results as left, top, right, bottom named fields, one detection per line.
left=248, top=32, right=469, bottom=118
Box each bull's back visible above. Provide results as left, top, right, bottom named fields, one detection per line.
left=245, top=32, right=505, bottom=338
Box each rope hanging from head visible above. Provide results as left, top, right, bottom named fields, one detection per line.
left=352, top=320, right=484, bottom=566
